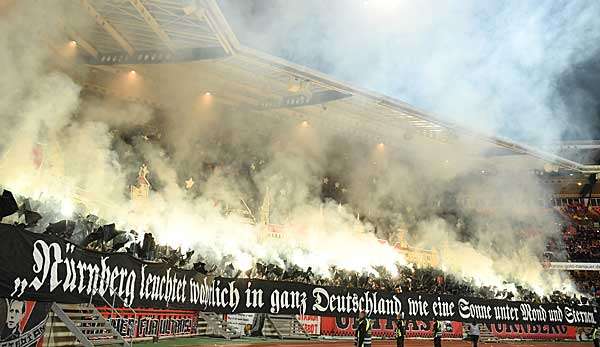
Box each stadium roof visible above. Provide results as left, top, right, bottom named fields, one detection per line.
left=60, top=0, right=600, bottom=174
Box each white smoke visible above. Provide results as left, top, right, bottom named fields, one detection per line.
left=220, top=0, right=600, bottom=144
left=0, top=0, right=584, bottom=295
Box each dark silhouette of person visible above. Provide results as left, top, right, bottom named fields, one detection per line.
left=394, top=313, right=406, bottom=347
left=432, top=319, right=443, bottom=347
left=355, top=311, right=372, bottom=347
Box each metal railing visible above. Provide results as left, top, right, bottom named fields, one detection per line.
left=88, top=278, right=137, bottom=347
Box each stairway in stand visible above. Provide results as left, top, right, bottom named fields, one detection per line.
left=196, top=312, right=241, bottom=339
left=478, top=324, right=499, bottom=343
left=262, top=315, right=310, bottom=339
left=44, top=303, right=130, bottom=347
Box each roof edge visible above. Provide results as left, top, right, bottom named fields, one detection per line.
left=208, top=0, right=600, bottom=173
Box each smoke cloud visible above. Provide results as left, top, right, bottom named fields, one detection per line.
left=0, top=0, right=585, bottom=295
left=220, top=0, right=600, bottom=144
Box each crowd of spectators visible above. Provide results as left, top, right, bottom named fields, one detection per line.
left=558, top=202, right=597, bottom=224
left=233, top=260, right=592, bottom=306
left=62, top=215, right=599, bottom=307
left=562, top=224, right=600, bottom=262
left=1, top=189, right=599, bottom=309
left=554, top=204, right=600, bottom=259
left=549, top=202, right=600, bottom=299
left=563, top=225, right=600, bottom=262
left=571, top=271, right=600, bottom=298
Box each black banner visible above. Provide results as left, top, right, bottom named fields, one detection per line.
left=0, top=225, right=597, bottom=327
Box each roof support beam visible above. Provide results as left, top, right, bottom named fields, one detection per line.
left=127, top=0, right=175, bottom=52
left=540, top=141, right=600, bottom=151
left=204, top=0, right=240, bottom=50
left=195, top=9, right=233, bottom=55
left=79, top=0, right=135, bottom=56
left=180, top=1, right=237, bottom=55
